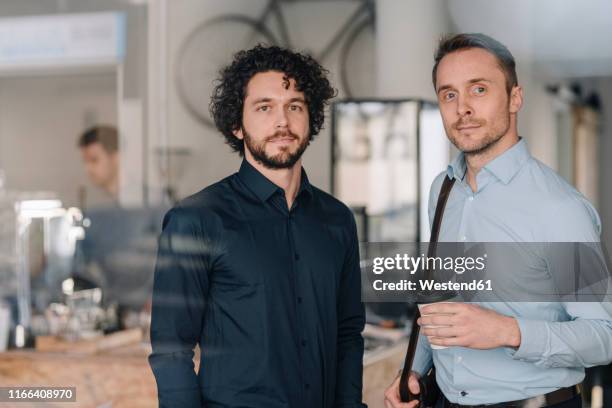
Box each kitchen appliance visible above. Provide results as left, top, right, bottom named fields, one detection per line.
left=0, top=193, right=85, bottom=347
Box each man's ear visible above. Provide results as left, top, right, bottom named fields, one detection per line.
left=233, top=127, right=244, bottom=140
left=509, top=85, right=523, bottom=114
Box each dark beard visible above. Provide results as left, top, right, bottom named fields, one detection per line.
left=243, top=128, right=310, bottom=169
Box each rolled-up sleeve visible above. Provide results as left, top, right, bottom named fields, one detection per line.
left=148, top=208, right=210, bottom=408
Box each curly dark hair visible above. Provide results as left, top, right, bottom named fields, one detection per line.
left=210, top=44, right=337, bottom=155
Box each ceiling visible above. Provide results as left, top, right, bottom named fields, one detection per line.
left=447, top=0, right=612, bottom=78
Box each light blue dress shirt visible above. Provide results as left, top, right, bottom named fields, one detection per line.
left=412, top=138, right=612, bottom=404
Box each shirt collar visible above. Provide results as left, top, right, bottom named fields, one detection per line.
left=446, top=138, right=531, bottom=185
left=238, top=159, right=313, bottom=203
left=447, top=153, right=467, bottom=181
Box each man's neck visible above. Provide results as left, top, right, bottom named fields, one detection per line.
left=104, top=176, right=119, bottom=200
left=465, top=132, right=519, bottom=192
left=245, top=153, right=302, bottom=209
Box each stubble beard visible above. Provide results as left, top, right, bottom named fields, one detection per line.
left=448, top=111, right=511, bottom=157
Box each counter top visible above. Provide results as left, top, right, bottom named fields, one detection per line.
left=0, top=329, right=407, bottom=408
left=0, top=343, right=156, bottom=408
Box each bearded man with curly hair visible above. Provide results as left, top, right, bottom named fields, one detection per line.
left=149, top=45, right=367, bottom=408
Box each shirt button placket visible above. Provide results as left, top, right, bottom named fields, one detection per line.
left=290, top=210, right=308, bottom=403
left=291, top=216, right=303, bottom=308
left=458, top=191, right=471, bottom=242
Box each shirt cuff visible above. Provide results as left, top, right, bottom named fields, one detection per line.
left=511, top=318, right=548, bottom=362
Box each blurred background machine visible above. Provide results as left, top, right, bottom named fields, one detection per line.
left=0, top=194, right=84, bottom=347
left=0, top=189, right=164, bottom=350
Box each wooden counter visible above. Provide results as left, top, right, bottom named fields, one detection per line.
left=0, top=339, right=407, bottom=408
left=363, top=340, right=408, bottom=408
left=0, top=343, right=157, bottom=408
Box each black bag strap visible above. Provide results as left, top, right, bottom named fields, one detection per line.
left=399, top=175, right=456, bottom=402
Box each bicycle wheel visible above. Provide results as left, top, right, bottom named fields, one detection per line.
left=339, top=18, right=376, bottom=99
left=175, top=15, right=278, bottom=129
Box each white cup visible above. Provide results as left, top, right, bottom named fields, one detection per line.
left=418, top=302, right=453, bottom=350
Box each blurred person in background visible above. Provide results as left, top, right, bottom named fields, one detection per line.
left=74, top=125, right=161, bottom=329
left=148, top=45, right=366, bottom=408
left=78, top=125, right=120, bottom=202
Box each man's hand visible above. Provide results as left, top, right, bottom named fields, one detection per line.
left=419, top=303, right=521, bottom=349
left=383, top=370, right=421, bottom=408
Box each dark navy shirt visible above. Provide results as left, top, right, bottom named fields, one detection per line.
left=149, top=160, right=366, bottom=408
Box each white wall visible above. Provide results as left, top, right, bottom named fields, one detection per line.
left=376, top=0, right=450, bottom=101
left=0, top=73, right=117, bottom=208
left=516, top=66, right=559, bottom=169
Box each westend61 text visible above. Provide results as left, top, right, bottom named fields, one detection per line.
left=373, top=279, right=493, bottom=292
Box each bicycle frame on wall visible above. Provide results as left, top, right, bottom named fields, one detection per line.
left=175, top=0, right=376, bottom=129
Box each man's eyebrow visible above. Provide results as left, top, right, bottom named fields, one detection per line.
left=436, top=78, right=492, bottom=94
left=436, top=84, right=453, bottom=94
left=468, top=78, right=492, bottom=84
left=250, top=97, right=306, bottom=105
left=250, top=97, right=272, bottom=105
